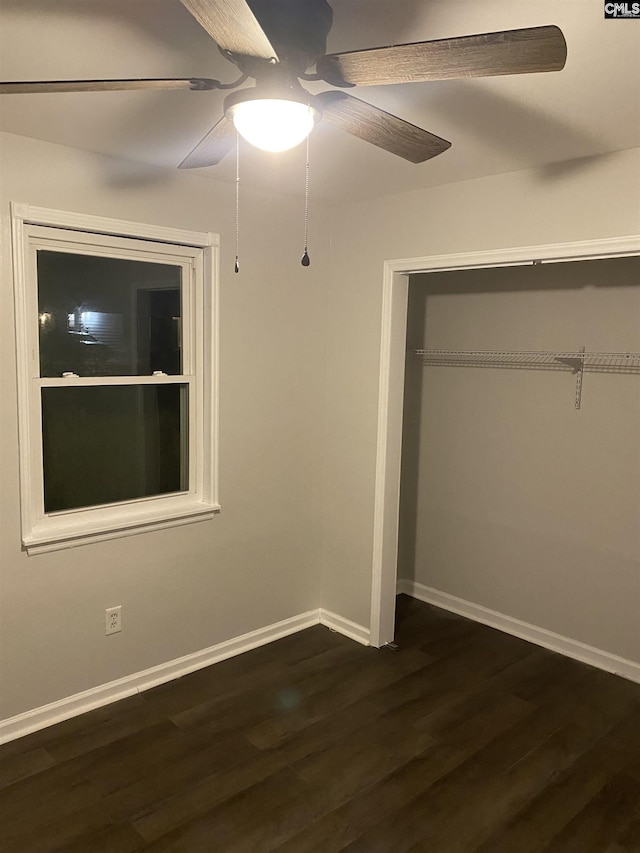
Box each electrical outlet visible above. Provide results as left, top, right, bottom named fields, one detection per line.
left=105, top=605, right=122, bottom=635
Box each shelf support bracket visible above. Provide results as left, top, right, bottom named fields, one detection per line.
left=576, top=347, right=586, bottom=409
left=574, top=346, right=586, bottom=410
left=553, top=347, right=585, bottom=409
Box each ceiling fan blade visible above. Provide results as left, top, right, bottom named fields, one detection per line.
left=0, top=78, right=222, bottom=94
left=317, top=91, right=450, bottom=164
left=179, top=115, right=236, bottom=168
left=179, top=0, right=278, bottom=60
left=317, top=25, right=567, bottom=88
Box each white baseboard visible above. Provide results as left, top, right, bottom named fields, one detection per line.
left=398, top=579, right=640, bottom=685
left=319, top=609, right=371, bottom=646
left=0, top=607, right=370, bottom=745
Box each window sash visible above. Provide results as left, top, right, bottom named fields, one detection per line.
left=36, top=378, right=194, bottom=515
left=26, top=228, right=197, bottom=380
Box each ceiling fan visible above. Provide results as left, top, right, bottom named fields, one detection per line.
left=0, top=0, right=567, bottom=168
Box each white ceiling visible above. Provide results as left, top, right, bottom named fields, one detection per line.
left=1, top=0, right=639, bottom=204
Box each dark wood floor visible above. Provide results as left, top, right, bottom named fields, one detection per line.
left=2, top=595, right=640, bottom=852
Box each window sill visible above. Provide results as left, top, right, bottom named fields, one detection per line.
left=23, top=501, right=221, bottom=555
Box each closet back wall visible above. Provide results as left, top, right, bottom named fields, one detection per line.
left=399, top=257, right=640, bottom=662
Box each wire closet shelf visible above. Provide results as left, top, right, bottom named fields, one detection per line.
left=410, top=348, right=640, bottom=409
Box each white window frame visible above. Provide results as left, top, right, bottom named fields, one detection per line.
left=11, top=202, right=220, bottom=555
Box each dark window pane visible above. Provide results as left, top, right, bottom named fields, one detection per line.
left=37, top=251, right=182, bottom=377
left=41, top=385, right=188, bottom=513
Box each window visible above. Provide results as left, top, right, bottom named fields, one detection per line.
left=11, top=203, right=219, bottom=554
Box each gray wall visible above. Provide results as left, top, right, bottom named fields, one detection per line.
left=399, top=258, right=640, bottom=660
left=0, top=132, right=330, bottom=719
left=321, top=147, right=640, bottom=647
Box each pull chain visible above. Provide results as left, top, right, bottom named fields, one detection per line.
left=301, top=134, right=310, bottom=267
left=234, top=132, right=240, bottom=274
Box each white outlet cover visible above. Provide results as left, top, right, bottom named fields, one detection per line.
left=105, top=605, right=122, bottom=635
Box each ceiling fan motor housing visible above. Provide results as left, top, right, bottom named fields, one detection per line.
left=247, top=0, right=333, bottom=67
left=223, top=73, right=322, bottom=117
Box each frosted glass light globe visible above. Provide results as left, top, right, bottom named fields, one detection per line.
left=231, top=99, right=318, bottom=152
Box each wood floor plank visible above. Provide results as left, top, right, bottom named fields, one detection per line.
left=273, top=690, right=537, bottom=852
left=0, top=719, right=209, bottom=842
left=0, top=731, right=260, bottom=853
left=55, top=822, right=145, bottom=853
left=543, top=771, right=640, bottom=853
left=610, top=815, right=640, bottom=851
left=168, top=641, right=382, bottom=736
left=0, top=744, right=56, bottom=788
left=131, top=740, right=291, bottom=841
left=2, top=812, right=145, bottom=853
left=269, top=753, right=459, bottom=853
left=44, top=698, right=176, bottom=764
left=244, top=647, right=432, bottom=749
left=335, top=720, right=581, bottom=852
left=476, top=706, right=640, bottom=852
left=0, top=771, right=102, bottom=847
left=139, top=767, right=308, bottom=852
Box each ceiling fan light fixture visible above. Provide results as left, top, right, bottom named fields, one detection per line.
left=224, top=88, right=321, bottom=153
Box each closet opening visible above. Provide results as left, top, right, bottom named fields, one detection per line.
left=370, top=238, right=640, bottom=658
